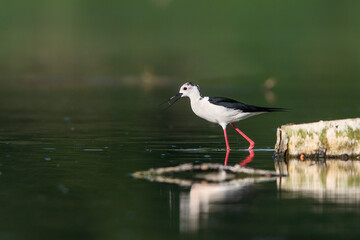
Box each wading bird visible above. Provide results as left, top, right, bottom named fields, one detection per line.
left=162, top=82, right=283, bottom=164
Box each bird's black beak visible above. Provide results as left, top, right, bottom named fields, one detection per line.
left=160, top=92, right=183, bottom=109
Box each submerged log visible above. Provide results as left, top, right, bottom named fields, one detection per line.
left=275, top=118, right=360, bottom=158
left=132, top=163, right=284, bottom=185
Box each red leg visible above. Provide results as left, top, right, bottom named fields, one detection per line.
left=223, top=128, right=230, bottom=165
left=230, top=123, right=255, bottom=150
left=223, top=128, right=230, bottom=151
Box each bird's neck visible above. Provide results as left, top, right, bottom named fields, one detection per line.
left=188, top=91, right=202, bottom=102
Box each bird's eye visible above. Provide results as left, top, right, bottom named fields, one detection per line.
left=183, top=87, right=187, bottom=90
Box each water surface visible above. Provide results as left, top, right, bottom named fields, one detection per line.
left=0, top=82, right=359, bottom=239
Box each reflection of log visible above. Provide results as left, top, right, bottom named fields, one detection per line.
left=275, top=118, right=360, bottom=158
left=274, top=158, right=360, bottom=203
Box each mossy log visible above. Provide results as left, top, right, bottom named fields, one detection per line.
left=275, top=118, right=360, bottom=158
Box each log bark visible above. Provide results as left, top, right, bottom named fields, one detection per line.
left=275, top=118, right=360, bottom=158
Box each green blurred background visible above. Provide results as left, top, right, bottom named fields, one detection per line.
left=1, top=0, right=360, bottom=84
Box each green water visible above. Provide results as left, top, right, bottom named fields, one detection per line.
left=1, top=1, right=360, bottom=239
left=0, top=83, right=359, bottom=239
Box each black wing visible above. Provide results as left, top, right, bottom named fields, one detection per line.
left=208, top=97, right=284, bottom=113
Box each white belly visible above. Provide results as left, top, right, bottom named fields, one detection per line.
left=190, top=97, right=257, bottom=126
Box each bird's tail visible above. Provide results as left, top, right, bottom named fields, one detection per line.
left=262, top=107, right=287, bottom=112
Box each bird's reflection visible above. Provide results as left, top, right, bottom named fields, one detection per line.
left=179, top=176, right=276, bottom=233
left=178, top=149, right=256, bottom=232
left=239, top=150, right=255, bottom=167
left=224, top=149, right=255, bottom=166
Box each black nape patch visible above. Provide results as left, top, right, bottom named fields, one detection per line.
left=187, top=82, right=200, bottom=90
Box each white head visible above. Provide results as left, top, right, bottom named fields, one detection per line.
left=162, top=82, right=202, bottom=109
left=179, top=82, right=201, bottom=98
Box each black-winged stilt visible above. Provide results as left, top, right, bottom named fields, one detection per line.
left=163, top=82, right=283, bottom=163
